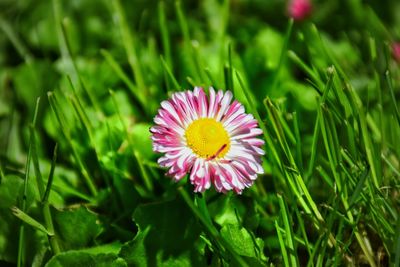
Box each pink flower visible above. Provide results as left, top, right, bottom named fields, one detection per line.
left=392, top=42, right=400, bottom=62
left=288, top=0, right=313, bottom=21
left=150, top=87, right=265, bottom=194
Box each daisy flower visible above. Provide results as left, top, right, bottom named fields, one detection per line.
left=150, top=87, right=265, bottom=194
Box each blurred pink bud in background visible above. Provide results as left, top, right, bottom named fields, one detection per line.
left=288, top=0, right=313, bottom=21
left=392, top=42, right=400, bottom=62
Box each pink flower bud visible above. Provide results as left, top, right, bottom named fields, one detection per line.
left=392, top=42, right=400, bottom=62
left=288, top=0, right=313, bottom=21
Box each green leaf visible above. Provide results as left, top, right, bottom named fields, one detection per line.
left=0, top=207, right=20, bottom=263
left=12, top=60, right=58, bottom=114
left=119, top=197, right=205, bottom=267
left=45, top=251, right=127, bottom=267
left=0, top=174, right=35, bottom=209
left=220, top=224, right=264, bottom=261
left=82, top=241, right=123, bottom=255
left=118, top=227, right=150, bottom=266
left=51, top=205, right=102, bottom=250
left=209, top=195, right=239, bottom=226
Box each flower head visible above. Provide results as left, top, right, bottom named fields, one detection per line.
left=288, top=0, right=313, bottom=21
left=150, top=87, right=265, bottom=194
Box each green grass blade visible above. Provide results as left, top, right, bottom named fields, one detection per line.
left=0, top=15, right=33, bottom=64
left=287, top=50, right=324, bottom=90
left=278, top=194, right=299, bottom=267
left=112, top=0, right=147, bottom=97
left=48, top=91, right=98, bottom=196
left=158, top=1, right=172, bottom=69
left=275, top=221, right=290, bottom=267
left=394, top=219, right=400, bottom=267
left=348, top=87, right=380, bottom=188
left=42, top=143, right=61, bottom=254
left=348, top=167, right=369, bottom=208
left=101, top=49, right=147, bottom=108
left=30, top=98, right=45, bottom=198
left=109, top=89, right=154, bottom=193
left=385, top=70, right=400, bottom=125
left=293, top=112, right=303, bottom=173
left=270, top=19, right=293, bottom=93
left=12, top=207, right=53, bottom=236
left=306, top=112, right=320, bottom=177
left=161, top=56, right=181, bottom=91
left=42, top=143, right=58, bottom=203
left=175, top=0, right=199, bottom=82
left=17, top=94, right=40, bottom=267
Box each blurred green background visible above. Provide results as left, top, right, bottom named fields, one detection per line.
left=0, top=0, right=400, bottom=266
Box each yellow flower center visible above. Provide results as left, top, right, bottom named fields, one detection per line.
left=185, top=118, right=230, bottom=159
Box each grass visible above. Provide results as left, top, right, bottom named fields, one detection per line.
left=0, top=0, right=399, bottom=266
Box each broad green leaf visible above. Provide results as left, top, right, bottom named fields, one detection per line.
left=12, top=60, right=58, bottom=114
left=0, top=174, right=35, bottom=209
left=51, top=205, right=102, bottom=250
left=118, top=227, right=150, bottom=266
left=45, top=251, right=127, bottom=267
left=119, top=197, right=205, bottom=267
left=220, top=224, right=266, bottom=264
left=209, top=195, right=239, bottom=226
left=81, top=241, right=123, bottom=255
